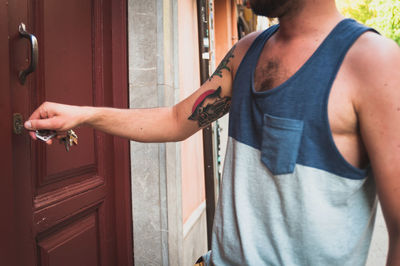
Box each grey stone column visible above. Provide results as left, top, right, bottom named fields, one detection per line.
left=128, top=0, right=182, bottom=265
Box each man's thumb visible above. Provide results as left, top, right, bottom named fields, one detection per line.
left=24, top=120, right=33, bottom=130
left=24, top=119, right=52, bottom=130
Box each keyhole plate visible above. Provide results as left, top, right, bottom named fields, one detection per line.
left=13, top=113, right=23, bottom=134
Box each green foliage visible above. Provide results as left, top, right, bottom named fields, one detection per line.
left=336, top=0, right=400, bottom=45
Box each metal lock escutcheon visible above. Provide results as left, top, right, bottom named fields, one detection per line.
left=13, top=113, right=24, bottom=135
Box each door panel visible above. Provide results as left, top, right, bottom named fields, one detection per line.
left=37, top=211, right=100, bottom=266
left=35, top=0, right=97, bottom=194
left=4, top=0, right=132, bottom=265
left=31, top=0, right=107, bottom=239
left=33, top=177, right=105, bottom=233
left=30, top=0, right=116, bottom=265
left=39, top=0, right=97, bottom=183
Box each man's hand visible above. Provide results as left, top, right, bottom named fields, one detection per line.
left=24, top=102, right=88, bottom=143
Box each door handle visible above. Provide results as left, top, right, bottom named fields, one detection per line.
left=18, top=23, right=38, bottom=85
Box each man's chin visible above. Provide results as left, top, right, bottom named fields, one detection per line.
left=249, top=0, right=298, bottom=19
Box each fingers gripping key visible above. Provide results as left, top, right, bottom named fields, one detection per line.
left=35, top=130, right=57, bottom=142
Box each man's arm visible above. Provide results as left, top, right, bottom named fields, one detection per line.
left=25, top=45, right=238, bottom=143
left=354, top=34, right=400, bottom=265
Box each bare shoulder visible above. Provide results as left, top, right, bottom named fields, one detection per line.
left=346, top=31, right=400, bottom=106
left=349, top=31, right=400, bottom=72
left=231, top=30, right=264, bottom=78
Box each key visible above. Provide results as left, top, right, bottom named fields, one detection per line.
left=35, top=130, right=57, bottom=142
left=61, top=137, right=70, bottom=152
left=68, top=130, right=78, bottom=146
left=60, top=130, right=78, bottom=152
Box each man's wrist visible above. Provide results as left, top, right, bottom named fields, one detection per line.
left=80, top=106, right=99, bottom=127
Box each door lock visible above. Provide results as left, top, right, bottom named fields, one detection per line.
left=13, top=113, right=24, bottom=134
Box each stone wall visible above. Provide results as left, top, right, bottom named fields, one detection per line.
left=128, top=0, right=183, bottom=265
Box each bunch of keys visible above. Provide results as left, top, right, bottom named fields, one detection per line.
left=35, top=129, right=78, bottom=152
left=60, top=130, right=78, bottom=151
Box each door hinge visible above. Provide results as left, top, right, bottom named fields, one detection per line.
left=13, top=113, right=24, bottom=134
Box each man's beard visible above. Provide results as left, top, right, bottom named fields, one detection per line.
left=249, top=0, right=301, bottom=18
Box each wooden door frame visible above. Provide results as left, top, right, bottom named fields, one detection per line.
left=110, top=0, right=133, bottom=264
left=0, top=0, right=17, bottom=265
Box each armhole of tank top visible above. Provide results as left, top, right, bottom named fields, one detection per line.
left=323, top=28, right=379, bottom=179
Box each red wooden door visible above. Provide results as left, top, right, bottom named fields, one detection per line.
left=1, top=0, right=132, bottom=265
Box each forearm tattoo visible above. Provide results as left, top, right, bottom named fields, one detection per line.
left=209, top=45, right=236, bottom=81
left=188, top=86, right=231, bottom=127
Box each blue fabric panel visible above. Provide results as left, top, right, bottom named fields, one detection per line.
left=261, top=113, right=304, bottom=175
left=229, top=19, right=378, bottom=180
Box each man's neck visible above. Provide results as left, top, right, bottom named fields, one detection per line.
left=275, top=1, right=344, bottom=41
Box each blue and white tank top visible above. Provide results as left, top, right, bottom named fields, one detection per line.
left=207, top=19, right=379, bottom=266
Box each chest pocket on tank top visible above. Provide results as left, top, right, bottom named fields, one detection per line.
left=261, top=113, right=304, bottom=175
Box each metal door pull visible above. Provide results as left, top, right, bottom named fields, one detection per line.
left=18, top=23, right=38, bottom=85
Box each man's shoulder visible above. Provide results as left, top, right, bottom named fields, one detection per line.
left=235, top=30, right=264, bottom=51
left=347, top=31, right=400, bottom=108
left=347, top=31, right=400, bottom=86
left=231, top=30, right=264, bottom=77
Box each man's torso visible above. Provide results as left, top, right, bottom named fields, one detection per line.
left=249, top=26, right=373, bottom=170
left=207, top=19, right=380, bottom=266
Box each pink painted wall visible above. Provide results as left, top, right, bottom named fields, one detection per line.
left=178, top=0, right=206, bottom=224
left=214, top=0, right=238, bottom=63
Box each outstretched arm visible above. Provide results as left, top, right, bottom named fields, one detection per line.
left=25, top=45, right=237, bottom=143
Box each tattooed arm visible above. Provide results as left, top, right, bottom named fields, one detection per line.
left=25, top=33, right=261, bottom=143
left=186, top=46, right=236, bottom=127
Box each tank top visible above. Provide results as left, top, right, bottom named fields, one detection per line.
left=207, top=19, right=379, bottom=266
